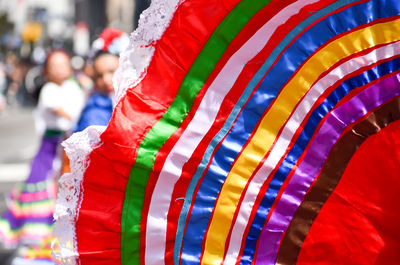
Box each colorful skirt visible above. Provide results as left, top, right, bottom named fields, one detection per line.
left=0, top=131, right=62, bottom=248
left=51, top=1, right=400, bottom=264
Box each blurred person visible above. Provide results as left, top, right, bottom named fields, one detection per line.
left=75, top=28, right=128, bottom=132
left=4, top=52, right=22, bottom=105
left=3, top=53, right=35, bottom=107
left=0, top=50, right=84, bottom=260
left=4, top=52, right=18, bottom=88
left=71, top=55, right=94, bottom=94
left=0, top=55, right=7, bottom=95
left=24, top=63, right=46, bottom=106
left=0, top=58, right=6, bottom=112
left=60, top=28, right=128, bottom=175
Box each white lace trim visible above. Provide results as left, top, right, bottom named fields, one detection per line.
left=52, top=0, right=187, bottom=262
left=52, top=126, right=105, bottom=265
left=113, top=0, right=186, bottom=102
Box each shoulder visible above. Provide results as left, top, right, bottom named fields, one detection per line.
left=64, top=79, right=83, bottom=92
left=40, top=82, right=58, bottom=93
left=87, top=92, right=113, bottom=108
left=39, top=82, right=59, bottom=98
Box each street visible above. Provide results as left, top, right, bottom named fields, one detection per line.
left=0, top=105, right=38, bottom=210
left=0, top=105, right=39, bottom=264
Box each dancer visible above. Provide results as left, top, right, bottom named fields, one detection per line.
left=0, top=50, right=84, bottom=250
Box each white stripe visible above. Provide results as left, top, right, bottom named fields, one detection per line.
left=144, top=0, right=321, bottom=263
left=223, top=41, right=400, bottom=264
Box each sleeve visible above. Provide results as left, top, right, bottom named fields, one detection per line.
left=64, top=81, right=85, bottom=121
left=74, top=101, right=112, bottom=132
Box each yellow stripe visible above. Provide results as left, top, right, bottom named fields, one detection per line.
left=201, top=19, right=400, bottom=265
left=9, top=200, right=55, bottom=215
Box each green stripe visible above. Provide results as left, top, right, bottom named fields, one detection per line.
left=19, top=180, right=50, bottom=192
left=44, top=129, right=64, bottom=138
left=121, top=0, right=272, bottom=264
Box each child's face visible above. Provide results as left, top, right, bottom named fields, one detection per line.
left=93, top=53, right=119, bottom=94
left=46, top=52, right=72, bottom=85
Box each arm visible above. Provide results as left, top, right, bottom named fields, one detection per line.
left=53, top=107, right=72, bottom=120
left=39, top=83, right=72, bottom=120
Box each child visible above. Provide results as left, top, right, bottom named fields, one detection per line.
left=75, top=28, right=128, bottom=132
left=0, top=50, right=84, bottom=249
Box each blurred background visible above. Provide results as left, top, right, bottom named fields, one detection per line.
left=0, top=0, right=150, bottom=264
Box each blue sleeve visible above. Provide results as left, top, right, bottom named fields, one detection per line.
left=75, top=103, right=112, bottom=132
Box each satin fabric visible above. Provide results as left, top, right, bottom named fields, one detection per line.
left=181, top=2, right=400, bottom=264
left=224, top=40, right=400, bottom=265
left=68, top=0, right=400, bottom=264
left=297, top=118, right=400, bottom=264
left=277, top=96, right=400, bottom=264
left=175, top=0, right=358, bottom=262
left=75, top=0, right=240, bottom=263
left=256, top=73, right=400, bottom=264
left=144, top=1, right=333, bottom=264
left=123, top=0, right=271, bottom=263
left=201, top=16, right=400, bottom=265
left=240, top=51, right=400, bottom=264
left=166, top=0, right=318, bottom=262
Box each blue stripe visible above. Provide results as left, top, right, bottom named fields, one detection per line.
left=241, top=56, right=400, bottom=264
left=175, top=0, right=400, bottom=264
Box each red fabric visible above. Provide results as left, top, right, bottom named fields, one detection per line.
left=99, top=28, right=124, bottom=51
left=297, top=120, right=400, bottom=265
left=75, top=0, right=245, bottom=264
left=160, top=0, right=341, bottom=262
left=160, top=0, right=307, bottom=262
left=138, top=1, right=245, bottom=264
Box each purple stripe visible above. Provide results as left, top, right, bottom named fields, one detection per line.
left=25, top=136, right=60, bottom=184
left=1, top=210, right=53, bottom=230
left=255, top=73, right=400, bottom=265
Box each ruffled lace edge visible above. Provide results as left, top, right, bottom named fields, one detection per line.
left=52, top=0, right=186, bottom=263
left=52, top=126, right=104, bottom=265
left=113, top=0, right=185, bottom=102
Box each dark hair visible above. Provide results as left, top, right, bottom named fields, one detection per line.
left=88, top=50, right=118, bottom=66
